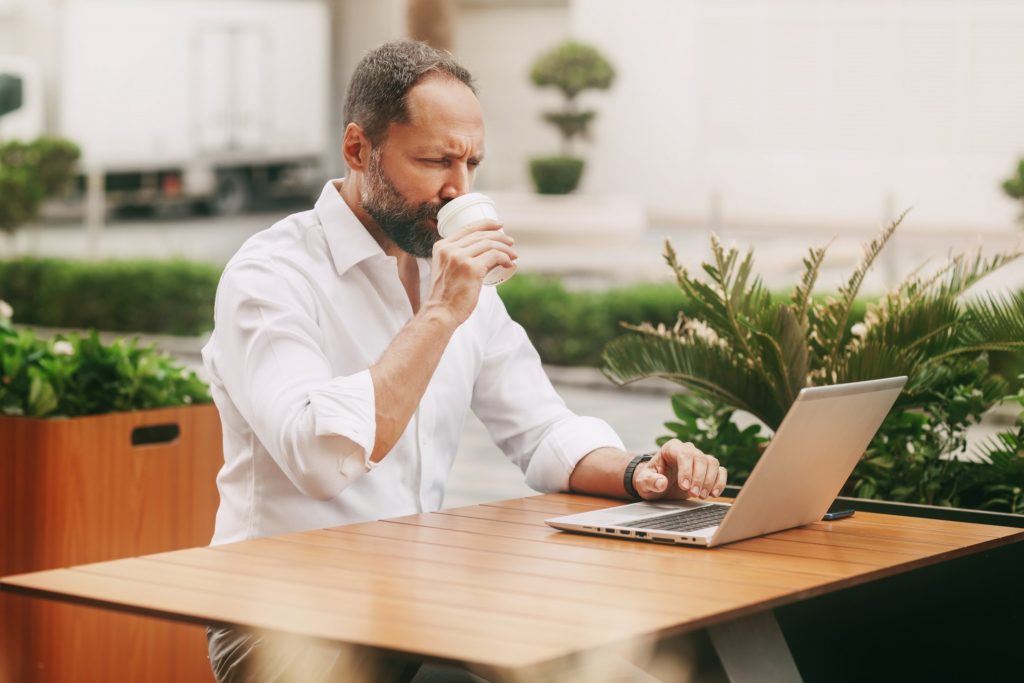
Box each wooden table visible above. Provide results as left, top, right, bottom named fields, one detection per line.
left=3, top=493, right=1023, bottom=681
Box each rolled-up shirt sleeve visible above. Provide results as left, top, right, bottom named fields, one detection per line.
left=211, top=259, right=376, bottom=501
left=470, top=292, right=625, bottom=492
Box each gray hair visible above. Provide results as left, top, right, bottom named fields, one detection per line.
left=343, top=40, right=476, bottom=145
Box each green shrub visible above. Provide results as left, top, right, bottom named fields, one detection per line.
left=0, top=137, right=80, bottom=232
left=499, top=274, right=873, bottom=368
left=499, top=275, right=682, bottom=365
left=0, top=258, right=220, bottom=336
left=0, top=312, right=210, bottom=418
left=528, top=156, right=586, bottom=195
left=528, top=40, right=615, bottom=193
left=602, top=218, right=1024, bottom=512
left=1001, top=158, right=1024, bottom=222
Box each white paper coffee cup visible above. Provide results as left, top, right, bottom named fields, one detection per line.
left=436, top=193, right=516, bottom=286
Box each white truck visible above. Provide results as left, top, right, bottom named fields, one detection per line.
left=0, top=0, right=329, bottom=214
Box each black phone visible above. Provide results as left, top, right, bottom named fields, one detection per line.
left=822, top=507, right=855, bottom=521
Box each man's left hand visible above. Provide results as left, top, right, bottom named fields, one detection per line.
left=632, top=439, right=727, bottom=500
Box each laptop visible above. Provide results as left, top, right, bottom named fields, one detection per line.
left=546, top=376, right=907, bottom=548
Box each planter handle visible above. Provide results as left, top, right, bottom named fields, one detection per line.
left=131, top=423, right=180, bottom=447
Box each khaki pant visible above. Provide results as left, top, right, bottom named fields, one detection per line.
left=206, top=625, right=487, bottom=683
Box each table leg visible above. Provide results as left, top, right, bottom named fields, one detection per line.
left=708, top=610, right=803, bottom=683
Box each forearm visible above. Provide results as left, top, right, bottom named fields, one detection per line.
left=568, top=447, right=634, bottom=499
left=368, top=303, right=458, bottom=462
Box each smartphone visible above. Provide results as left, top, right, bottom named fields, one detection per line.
left=822, top=508, right=855, bottom=521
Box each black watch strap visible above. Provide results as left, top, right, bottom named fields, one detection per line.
left=623, top=453, right=654, bottom=500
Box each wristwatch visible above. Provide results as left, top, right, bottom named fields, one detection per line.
left=623, top=453, right=654, bottom=500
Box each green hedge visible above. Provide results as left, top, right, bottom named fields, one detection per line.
left=0, top=258, right=220, bottom=336
left=1, top=260, right=1019, bottom=386
left=497, top=275, right=877, bottom=368
left=498, top=275, right=685, bottom=366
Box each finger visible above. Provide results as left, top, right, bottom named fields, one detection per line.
left=633, top=464, right=668, bottom=498
left=471, top=249, right=516, bottom=277
left=459, top=239, right=518, bottom=261
left=689, top=453, right=708, bottom=498
left=700, top=457, right=720, bottom=498
left=445, top=221, right=506, bottom=242
left=668, top=441, right=694, bottom=491
left=712, top=466, right=728, bottom=498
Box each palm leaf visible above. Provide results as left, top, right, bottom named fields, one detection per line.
left=774, top=304, right=810, bottom=402
left=813, top=211, right=905, bottom=375
left=828, top=342, right=921, bottom=386
left=791, top=242, right=830, bottom=322
left=602, top=333, right=786, bottom=428
left=928, top=291, right=1024, bottom=362
left=663, top=236, right=789, bottom=409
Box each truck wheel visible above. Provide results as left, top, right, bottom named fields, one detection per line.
left=210, top=172, right=252, bottom=215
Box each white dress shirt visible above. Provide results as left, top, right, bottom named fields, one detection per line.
left=203, top=180, right=625, bottom=545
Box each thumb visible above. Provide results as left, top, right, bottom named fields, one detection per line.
left=634, top=467, right=669, bottom=498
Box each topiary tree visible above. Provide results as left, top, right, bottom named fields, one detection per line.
left=528, top=41, right=615, bottom=194
left=1001, top=158, right=1024, bottom=224
left=0, top=137, right=80, bottom=234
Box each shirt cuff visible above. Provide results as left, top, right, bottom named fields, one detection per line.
left=524, top=416, right=626, bottom=492
left=307, top=369, right=377, bottom=472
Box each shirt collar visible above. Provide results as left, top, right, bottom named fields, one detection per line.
left=315, top=179, right=387, bottom=276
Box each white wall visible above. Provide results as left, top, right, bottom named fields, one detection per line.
left=453, top=0, right=570, bottom=191
left=562, top=0, right=1024, bottom=231
left=328, top=0, right=407, bottom=175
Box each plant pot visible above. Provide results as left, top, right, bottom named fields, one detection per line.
left=529, top=155, right=585, bottom=194
left=1, top=404, right=222, bottom=683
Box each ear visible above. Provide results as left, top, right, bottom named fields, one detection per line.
left=342, top=122, right=372, bottom=172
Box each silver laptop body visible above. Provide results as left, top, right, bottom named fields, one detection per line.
left=545, top=376, right=907, bottom=548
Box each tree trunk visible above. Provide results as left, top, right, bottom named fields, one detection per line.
left=407, top=0, right=456, bottom=52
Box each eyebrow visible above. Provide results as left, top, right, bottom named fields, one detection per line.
left=418, top=147, right=485, bottom=162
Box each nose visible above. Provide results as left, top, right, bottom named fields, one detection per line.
left=440, top=164, right=471, bottom=200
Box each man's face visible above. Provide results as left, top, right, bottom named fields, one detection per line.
left=360, top=76, right=485, bottom=258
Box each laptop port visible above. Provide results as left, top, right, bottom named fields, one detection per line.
left=635, top=532, right=647, bottom=538
left=619, top=530, right=630, bottom=535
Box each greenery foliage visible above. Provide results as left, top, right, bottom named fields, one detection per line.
left=499, top=275, right=685, bottom=366
left=528, top=40, right=615, bottom=192
left=0, top=257, right=220, bottom=336
left=528, top=156, right=586, bottom=195
left=603, top=217, right=1024, bottom=512
left=0, top=137, right=80, bottom=232
left=1001, top=158, right=1024, bottom=222
left=0, top=304, right=210, bottom=418
left=530, top=41, right=615, bottom=101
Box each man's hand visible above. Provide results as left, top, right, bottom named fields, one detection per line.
left=426, top=223, right=516, bottom=325
left=632, top=439, right=727, bottom=500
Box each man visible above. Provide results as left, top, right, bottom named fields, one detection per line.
left=202, top=40, right=726, bottom=683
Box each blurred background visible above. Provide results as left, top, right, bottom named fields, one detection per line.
left=2, top=0, right=1024, bottom=503
left=1, top=1, right=1022, bottom=270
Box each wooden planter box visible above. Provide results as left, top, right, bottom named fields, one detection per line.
left=1, top=404, right=222, bottom=683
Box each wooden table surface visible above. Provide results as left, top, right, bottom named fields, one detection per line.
left=3, top=493, right=1023, bottom=677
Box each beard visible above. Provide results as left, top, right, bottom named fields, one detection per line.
left=360, top=148, right=441, bottom=258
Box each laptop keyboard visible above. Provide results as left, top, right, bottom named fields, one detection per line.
left=620, top=504, right=730, bottom=533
